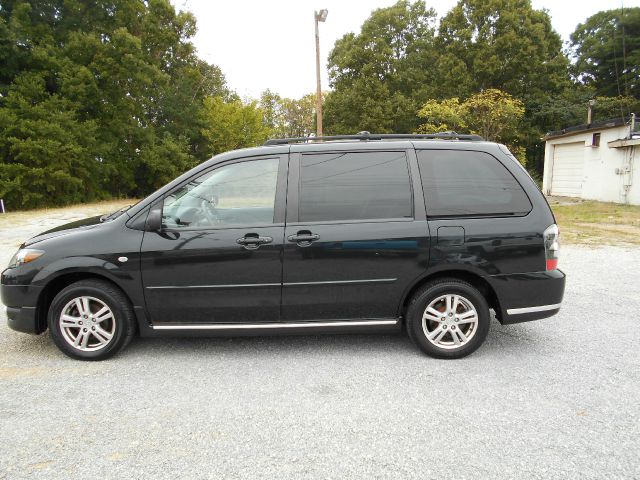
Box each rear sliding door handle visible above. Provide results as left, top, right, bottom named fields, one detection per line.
left=287, top=232, right=320, bottom=246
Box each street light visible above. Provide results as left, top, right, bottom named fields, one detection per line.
left=315, top=9, right=328, bottom=137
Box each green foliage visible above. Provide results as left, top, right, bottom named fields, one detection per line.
left=326, top=0, right=570, bottom=136
left=200, top=97, right=271, bottom=156
left=436, top=0, right=571, bottom=174
left=0, top=0, right=237, bottom=209
left=533, top=88, right=640, bottom=134
left=463, top=90, right=525, bottom=141
left=417, top=89, right=526, bottom=161
left=436, top=0, right=570, bottom=102
left=260, top=90, right=317, bottom=138
left=530, top=86, right=595, bottom=132
left=0, top=73, right=103, bottom=207
left=324, top=0, right=571, bottom=175
left=416, top=98, right=468, bottom=133
left=570, top=8, right=640, bottom=99
left=418, top=89, right=524, bottom=142
left=590, top=96, right=640, bottom=121
left=1, top=0, right=637, bottom=209
left=324, top=0, right=439, bottom=134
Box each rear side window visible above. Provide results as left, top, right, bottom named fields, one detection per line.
left=417, top=150, right=532, bottom=217
left=299, top=151, right=412, bottom=222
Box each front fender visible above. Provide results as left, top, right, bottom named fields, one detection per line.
left=32, top=255, right=144, bottom=307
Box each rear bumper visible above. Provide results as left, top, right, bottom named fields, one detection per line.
left=486, top=269, right=566, bottom=324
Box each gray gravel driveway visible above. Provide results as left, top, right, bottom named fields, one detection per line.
left=0, top=230, right=638, bottom=478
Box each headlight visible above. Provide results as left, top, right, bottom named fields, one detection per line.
left=7, top=249, right=45, bottom=269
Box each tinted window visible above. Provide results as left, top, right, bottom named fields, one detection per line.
left=162, top=158, right=279, bottom=228
left=417, top=150, right=532, bottom=217
left=299, top=151, right=412, bottom=222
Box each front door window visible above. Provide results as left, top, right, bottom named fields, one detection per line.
left=162, top=158, right=279, bottom=229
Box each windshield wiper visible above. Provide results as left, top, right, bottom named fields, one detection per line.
left=100, top=205, right=132, bottom=222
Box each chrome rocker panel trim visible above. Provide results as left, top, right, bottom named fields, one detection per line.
left=152, top=319, right=399, bottom=330
left=506, top=303, right=562, bottom=315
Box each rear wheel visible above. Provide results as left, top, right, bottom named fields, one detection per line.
left=406, top=279, right=490, bottom=359
left=48, top=280, right=135, bottom=360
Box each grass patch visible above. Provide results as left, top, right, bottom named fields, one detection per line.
left=549, top=197, right=640, bottom=246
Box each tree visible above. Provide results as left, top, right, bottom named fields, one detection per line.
left=324, top=0, right=439, bottom=134
left=260, top=91, right=317, bottom=138
left=571, top=8, right=640, bottom=99
left=0, top=73, right=102, bottom=208
left=200, top=96, right=271, bottom=156
left=533, top=89, right=640, bottom=131
left=436, top=0, right=570, bottom=102
left=0, top=0, right=231, bottom=208
left=279, top=95, right=316, bottom=138
left=417, top=89, right=525, bottom=159
left=259, top=89, right=282, bottom=132
left=435, top=0, right=571, bottom=174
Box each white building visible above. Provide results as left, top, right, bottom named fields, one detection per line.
left=542, top=117, right=640, bottom=205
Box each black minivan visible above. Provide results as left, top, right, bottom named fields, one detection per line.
left=1, top=133, right=565, bottom=360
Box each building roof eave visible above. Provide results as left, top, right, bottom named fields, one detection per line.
left=543, top=118, right=628, bottom=141
left=607, top=137, right=640, bottom=148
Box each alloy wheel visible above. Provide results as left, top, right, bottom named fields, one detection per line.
left=421, top=294, right=479, bottom=350
left=59, top=296, right=116, bottom=352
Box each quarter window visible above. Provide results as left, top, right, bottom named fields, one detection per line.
left=162, top=158, right=279, bottom=228
left=417, top=150, right=532, bottom=217
left=299, top=151, right=413, bottom=222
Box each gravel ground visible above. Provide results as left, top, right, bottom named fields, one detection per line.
left=1, top=217, right=639, bottom=479
left=0, top=200, right=132, bottom=263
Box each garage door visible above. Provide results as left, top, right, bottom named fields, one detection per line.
left=550, top=142, right=585, bottom=197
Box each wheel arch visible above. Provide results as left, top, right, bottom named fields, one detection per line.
left=35, top=272, right=136, bottom=334
left=398, top=270, right=503, bottom=323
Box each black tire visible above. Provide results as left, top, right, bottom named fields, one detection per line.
left=48, top=279, right=136, bottom=361
left=406, top=278, right=490, bottom=359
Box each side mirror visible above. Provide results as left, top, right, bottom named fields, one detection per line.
left=146, top=204, right=162, bottom=231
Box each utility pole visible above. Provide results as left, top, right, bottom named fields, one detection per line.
left=315, top=9, right=328, bottom=137
left=587, top=99, right=596, bottom=124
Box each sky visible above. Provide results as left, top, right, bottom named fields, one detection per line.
left=172, top=0, right=639, bottom=100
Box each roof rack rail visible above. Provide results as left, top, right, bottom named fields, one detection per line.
left=264, top=131, right=483, bottom=146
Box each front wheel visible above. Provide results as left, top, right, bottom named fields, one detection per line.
left=48, top=279, right=136, bottom=360
left=406, top=279, right=490, bottom=359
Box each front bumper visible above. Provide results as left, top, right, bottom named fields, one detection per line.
left=486, top=269, right=566, bottom=324
left=1, top=282, right=44, bottom=334
left=6, top=306, right=39, bottom=333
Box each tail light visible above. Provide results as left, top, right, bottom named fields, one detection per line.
left=543, top=224, right=560, bottom=270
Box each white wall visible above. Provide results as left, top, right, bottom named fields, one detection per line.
left=542, top=126, right=640, bottom=205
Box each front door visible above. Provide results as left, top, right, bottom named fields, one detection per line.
left=140, top=155, right=287, bottom=325
left=281, top=149, right=429, bottom=321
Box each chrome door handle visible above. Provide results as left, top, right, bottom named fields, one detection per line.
left=236, top=235, right=273, bottom=250
left=287, top=233, right=320, bottom=246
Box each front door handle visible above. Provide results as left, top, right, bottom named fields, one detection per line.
left=236, top=235, right=273, bottom=250
left=287, top=231, right=320, bottom=247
